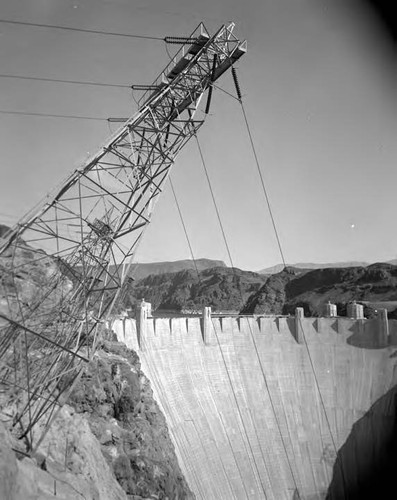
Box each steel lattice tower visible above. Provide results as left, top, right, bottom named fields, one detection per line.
left=0, top=23, right=246, bottom=447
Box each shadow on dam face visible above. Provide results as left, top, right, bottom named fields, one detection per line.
left=346, top=318, right=390, bottom=349
left=326, top=384, right=397, bottom=500
left=112, top=314, right=397, bottom=499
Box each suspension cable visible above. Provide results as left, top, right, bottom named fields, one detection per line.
left=0, top=73, right=130, bottom=88
left=169, top=176, right=201, bottom=283
left=196, top=132, right=303, bottom=495
left=169, top=173, right=263, bottom=497
left=230, top=67, right=287, bottom=268
left=0, top=18, right=164, bottom=40
left=239, top=101, right=286, bottom=267
left=195, top=133, right=302, bottom=497
left=232, top=67, right=346, bottom=496
left=0, top=110, right=105, bottom=121
left=231, top=67, right=343, bottom=494
left=194, top=135, right=235, bottom=271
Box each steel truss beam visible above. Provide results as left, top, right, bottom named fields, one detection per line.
left=0, top=22, right=246, bottom=447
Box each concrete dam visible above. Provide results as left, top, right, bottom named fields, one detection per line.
left=112, top=307, right=397, bottom=499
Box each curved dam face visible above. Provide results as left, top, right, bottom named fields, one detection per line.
left=112, top=312, right=397, bottom=500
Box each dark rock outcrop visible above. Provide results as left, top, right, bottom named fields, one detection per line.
left=241, top=266, right=300, bottom=314
left=243, top=263, right=397, bottom=316
left=120, top=266, right=267, bottom=313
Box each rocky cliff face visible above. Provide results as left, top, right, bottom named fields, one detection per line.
left=0, top=233, right=194, bottom=499
left=241, top=266, right=301, bottom=314
left=68, top=339, right=194, bottom=499
left=0, top=231, right=73, bottom=323
left=0, top=337, right=195, bottom=500
left=1, top=404, right=128, bottom=500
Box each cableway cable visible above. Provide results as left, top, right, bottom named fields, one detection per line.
left=169, top=176, right=258, bottom=497
left=0, top=110, right=106, bottom=121
left=171, top=178, right=281, bottom=497
left=230, top=69, right=343, bottom=495
left=169, top=177, right=201, bottom=283
left=212, top=83, right=241, bottom=102
left=169, top=174, right=259, bottom=498
left=230, top=67, right=286, bottom=268
left=0, top=19, right=164, bottom=40
left=195, top=132, right=302, bottom=497
left=170, top=143, right=267, bottom=497
left=196, top=134, right=288, bottom=496
left=239, top=100, right=286, bottom=268
left=231, top=67, right=346, bottom=494
left=194, top=135, right=235, bottom=273
left=0, top=74, right=130, bottom=88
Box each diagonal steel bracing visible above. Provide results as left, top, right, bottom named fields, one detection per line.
left=0, top=22, right=246, bottom=447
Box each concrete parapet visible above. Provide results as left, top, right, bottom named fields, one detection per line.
left=294, top=307, right=305, bottom=343
left=202, top=307, right=212, bottom=344
left=378, top=309, right=389, bottom=347
left=135, top=299, right=151, bottom=349
left=258, top=316, right=280, bottom=335
left=110, top=311, right=397, bottom=352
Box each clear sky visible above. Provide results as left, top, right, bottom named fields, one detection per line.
left=0, top=0, right=396, bottom=271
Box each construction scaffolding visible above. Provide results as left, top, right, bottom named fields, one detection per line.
left=0, top=22, right=246, bottom=448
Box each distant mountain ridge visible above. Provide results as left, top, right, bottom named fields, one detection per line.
left=119, top=266, right=267, bottom=313
left=259, top=260, right=397, bottom=275
left=127, top=258, right=227, bottom=281
left=243, top=263, right=397, bottom=318
left=117, top=261, right=397, bottom=318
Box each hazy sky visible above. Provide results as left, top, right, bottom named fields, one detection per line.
left=0, top=0, right=396, bottom=271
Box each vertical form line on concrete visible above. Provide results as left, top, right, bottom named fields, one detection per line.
left=216, top=411, right=251, bottom=499
left=207, top=314, right=268, bottom=498
left=242, top=316, right=303, bottom=496
left=297, top=315, right=347, bottom=497
left=183, top=359, right=242, bottom=499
